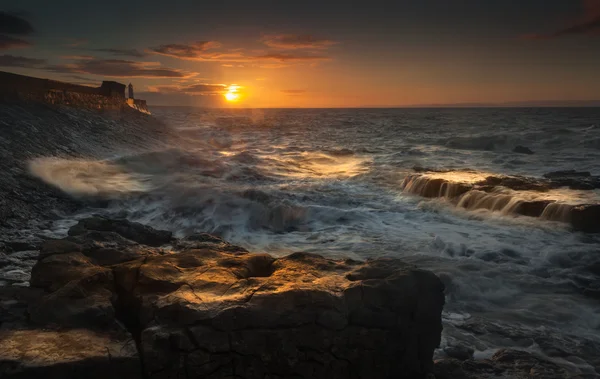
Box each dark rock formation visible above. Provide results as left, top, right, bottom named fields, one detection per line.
left=443, top=345, right=474, bottom=361
left=512, top=145, right=535, bottom=155
left=433, top=349, right=588, bottom=379
left=1, top=217, right=446, bottom=379
left=67, top=217, right=173, bottom=247
left=476, top=175, right=549, bottom=192
left=571, top=204, right=600, bottom=233
left=543, top=170, right=600, bottom=190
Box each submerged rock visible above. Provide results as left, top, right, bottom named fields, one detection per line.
left=1, top=217, right=446, bottom=378
left=543, top=170, right=600, bottom=190
left=512, top=145, right=535, bottom=155
left=68, top=216, right=173, bottom=246
left=571, top=204, right=600, bottom=233
left=544, top=170, right=592, bottom=179
left=443, top=345, right=474, bottom=361
left=433, top=349, right=588, bottom=379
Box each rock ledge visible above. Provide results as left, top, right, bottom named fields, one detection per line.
left=1, top=217, right=445, bottom=379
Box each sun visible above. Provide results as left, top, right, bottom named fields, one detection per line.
left=224, top=85, right=241, bottom=102
left=224, top=92, right=239, bottom=102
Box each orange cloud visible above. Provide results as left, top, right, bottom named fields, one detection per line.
left=148, top=41, right=331, bottom=65
left=261, top=34, right=337, bottom=49
left=147, top=83, right=227, bottom=95
left=149, top=41, right=222, bottom=59
left=47, top=58, right=195, bottom=78
left=254, top=53, right=330, bottom=62
left=0, top=35, right=31, bottom=49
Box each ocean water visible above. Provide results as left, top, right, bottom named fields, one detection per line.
left=28, top=107, right=600, bottom=374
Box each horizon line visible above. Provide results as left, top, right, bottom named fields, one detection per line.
left=148, top=102, right=600, bottom=109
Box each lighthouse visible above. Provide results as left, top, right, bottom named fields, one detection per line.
left=128, top=83, right=134, bottom=99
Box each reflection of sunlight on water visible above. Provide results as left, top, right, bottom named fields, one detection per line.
left=423, top=171, right=490, bottom=184
left=506, top=188, right=600, bottom=204
left=29, top=157, right=149, bottom=196
left=218, top=150, right=237, bottom=157
left=266, top=151, right=371, bottom=179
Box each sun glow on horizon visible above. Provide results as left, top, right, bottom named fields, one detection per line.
left=224, top=85, right=241, bottom=102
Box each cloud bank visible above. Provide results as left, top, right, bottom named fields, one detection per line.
left=0, top=12, right=34, bottom=35
left=148, top=40, right=331, bottom=65
left=147, top=83, right=227, bottom=94
left=47, top=58, right=195, bottom=78
left=0, top=54, right=45, bottom=67
left=0, top=12, right=34, bottom=50
left=91, top=48, right=147, bottom=58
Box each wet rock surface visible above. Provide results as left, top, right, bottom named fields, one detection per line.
left=0, top=217, right=446, bottom=378
left=433, top=349, right=591, bottom=379
left=0, top=328, right=140, bottom=379
left=544, top=170, right=600, bottom=191
left=513, top=145, right=535, bottom=155
left=440, top=316, right=600, bottom=377
left=402, top=169, right=600, bottom=232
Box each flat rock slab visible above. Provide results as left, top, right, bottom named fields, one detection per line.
left=4, top=217, right=445, bottom=379
left=402, top=171, right=600, bottom=232
left=126, top=252, right=444, bottom=378
left=0, top=329, right=139, bottom=379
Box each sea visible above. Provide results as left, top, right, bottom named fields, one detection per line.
left=22, top=107, right=600, bottom=374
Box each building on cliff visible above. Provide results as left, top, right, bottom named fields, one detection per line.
left=0, top=71, right=149, bottom=114
left=99, top=81, right=126, bottom=98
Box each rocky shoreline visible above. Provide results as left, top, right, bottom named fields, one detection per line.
left=2, top=217, right=446, bottom=378
left=1, top=217, right=593, bottom=378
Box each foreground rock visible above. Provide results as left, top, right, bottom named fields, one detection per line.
left=1, top=217, right=445, bottom=378
left=0, top=328, right=139, bottom=379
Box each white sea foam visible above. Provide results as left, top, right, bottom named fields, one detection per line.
left=28, top=157, right=151, bottom=196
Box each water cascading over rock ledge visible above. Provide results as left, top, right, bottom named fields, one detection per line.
left=401, top=169, right=600, bottom=232
left=0, top=217, right=445, bottom=379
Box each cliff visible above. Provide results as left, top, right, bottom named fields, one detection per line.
left=126, top=97, right=151, bottom=114
left=0, top=71, right=149, bottom=114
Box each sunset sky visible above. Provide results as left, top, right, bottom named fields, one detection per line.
left=1, top=0, right=599, bottom=107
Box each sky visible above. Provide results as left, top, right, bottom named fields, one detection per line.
left=1, top=0, right=599, bottom=107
